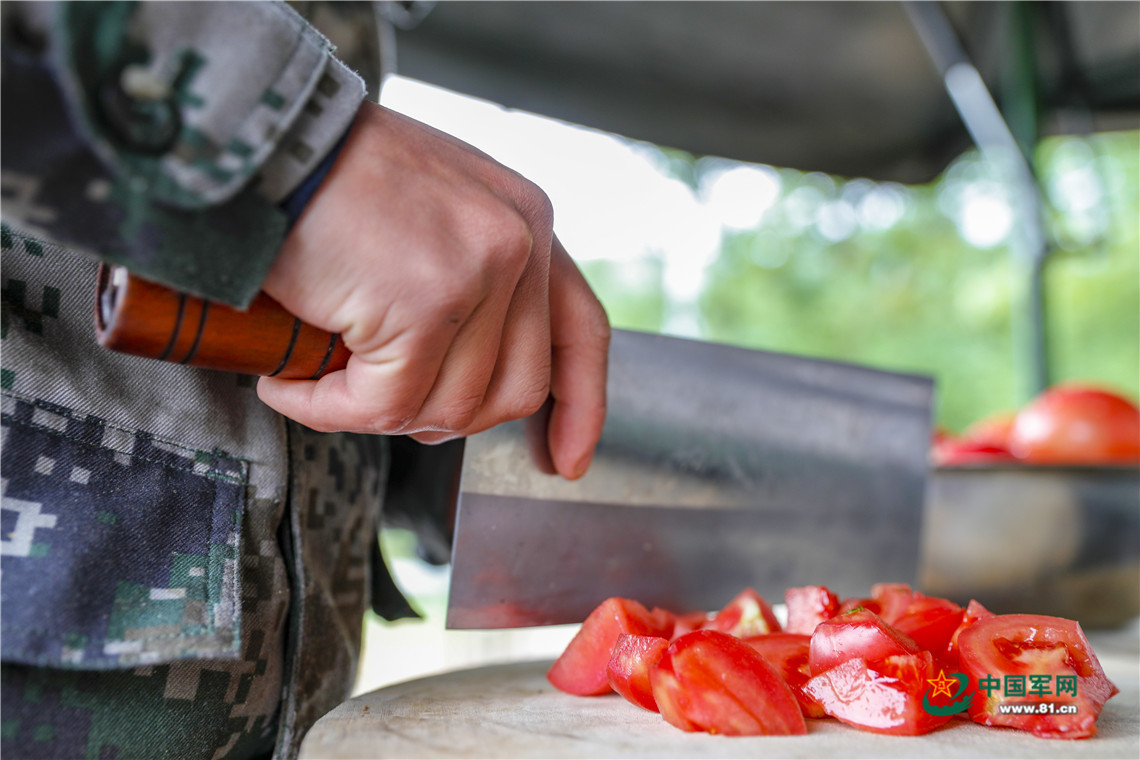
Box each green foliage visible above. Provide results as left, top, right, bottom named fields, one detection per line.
left=579, top=257, right=668, bottom=334
left=580, top=131, right=1139, bottom=433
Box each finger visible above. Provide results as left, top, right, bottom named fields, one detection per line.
left=256, top=321, right=459, bottom=434
left=403, top=293, right=507, bottom=434
left=410, top=266, right=553, bottom=447
left=524, top=397, right=557, bottom=475
left=449, top=238, right=552, bottom=438
left=546, top=237, right=610, bottom=479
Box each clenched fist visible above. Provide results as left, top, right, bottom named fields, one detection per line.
left=257, top=102, right=610, bottom=480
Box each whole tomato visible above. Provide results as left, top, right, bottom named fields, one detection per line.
left=1009, top=384, right=1140, bottom=464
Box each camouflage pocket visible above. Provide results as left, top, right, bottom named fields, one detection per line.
left=0, top=392, right=248, bottom=669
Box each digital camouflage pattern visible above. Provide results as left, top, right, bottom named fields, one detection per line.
left=2, top=229, right=386, bottom=759
left=2, top=228, right=291, bottom=760
left=1, top=1, right=365, bottom=308
left=1, top=390, right=248, bottom=669
left=276, top=424, right=387, bottom=760
left=1, top=3, right=393, bottom=758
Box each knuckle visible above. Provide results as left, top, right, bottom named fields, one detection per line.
left=438, top=392, right=485, bottom=432
left=517, top=177, right=554, bottom=231
left=427, top=279, right=480, bottom=325
left=364, top=406, right=417, bottom=434
left=491, top=207, right=535, bottom=267
left=508, top=372, right=551, bottom=420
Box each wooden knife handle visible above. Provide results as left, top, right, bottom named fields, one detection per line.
left=94, top=264, right=350, bottom=379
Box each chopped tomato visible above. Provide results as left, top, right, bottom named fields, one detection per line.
left=784, top=585, right=840, bottom=635
left=650, top=630, right=807, bottom=736
left=869, top=582, right=915, bottom=624
left=838, top=596, right=881, bottom=616
left=957, top=614, right=1118, bottom=739
left=863, top=585, right=964, bottom=656
left=745, top=633, right=826, bottom=718
left=945, top=599, right=995, bottom=661
left=805, top=652, right=952, bottom=735
left=892, top=594, right=964, bottom=655
left=1009, top=384, right=1140, bottom=464
left=809, top=608, right=921, bottom=676
left=705, top=587, right=781, bottom=638
left=606, top=634, right=670, bottom=712
left=547, top=597, right=673, bottom=696
left=648, top=606, right=677, bottom=638
left=671, top=610, right=712, bottom=639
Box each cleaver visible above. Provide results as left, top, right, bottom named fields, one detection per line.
left=447, top=329, right=934, bottom=628
left=94, top=267, right=935, bottom=629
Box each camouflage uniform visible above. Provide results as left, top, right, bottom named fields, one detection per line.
left=2, top=3, right=397, bottom=758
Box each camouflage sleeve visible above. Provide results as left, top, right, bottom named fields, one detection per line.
left=0, top=1, right=366, bottom=308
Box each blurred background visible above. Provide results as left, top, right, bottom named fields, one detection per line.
left=348, top=0, right=1139, bottom=693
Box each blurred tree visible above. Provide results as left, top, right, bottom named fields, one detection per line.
left=581, top=131, right=1139, bottom=433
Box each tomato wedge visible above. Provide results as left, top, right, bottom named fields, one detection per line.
left=745, top=633, right=826, bottom=718
left=945, top=599, right=995, bottom=661
left=809, top=608, right=921, bottom=675
left=547, top=597, right=673, bottom=696
left=869, top=582, right=915, bottom=624
left=892, top=594, right=964, bottom=655
left=957, top=614, right=1118, bottom=739
left=671, top=610, right=712, bottom=639
left=650, top=630, right=807, bottom=736
left=838, top=596, right=881, bottom=616
left=784, top=585, right=840, bottom=635
left=606, top=634, right=670, bottom=712
left=805, top=652, right=952, bottom=735
left=648, top=606, right=677, bottom=636
left=705, top=587, right=781, bottom=638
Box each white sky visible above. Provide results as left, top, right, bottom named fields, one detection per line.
left=379, top=74, right=1022, bottom=311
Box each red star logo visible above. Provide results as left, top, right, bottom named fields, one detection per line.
left=927, top=669, right=958, bottom=699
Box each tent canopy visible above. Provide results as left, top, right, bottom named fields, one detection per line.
left=392, top=1, right=1140, bottom=182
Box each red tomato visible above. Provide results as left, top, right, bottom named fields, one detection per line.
left=809, top=609, right=921, bottom=675
left=671, top=610, right=712, bottom=639
left=606, top=634, right=670, bottom=712
left=957, top=614, right=1118, bottom=739
left=1009, top=384, right=1140, bottom=464
left=892, top=594, right=964, bottom=655
left=784, top=585, right=840, bottom=635
left=945, top=599, right=995, bottom=662
left=547, top=597, right=673, bottom=696
left=805, top=652, right=952, bottom=735
left=745, top=633, right=827, bottom=718
left=963, top=410, right=1018, bottom=449
left=932, top=436, right=1017, bottom=466
left=838, top=596, right=881, bottom=616
left=650, top=630, right=807, bottom=736
left=869, top=583, right=915, bottom=624
left=705, top=587, right=781, bottom=638
left=647, top=606, right=677, bottom=638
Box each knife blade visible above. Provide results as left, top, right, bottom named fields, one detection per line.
left=446, top=329, right=934, bottom=629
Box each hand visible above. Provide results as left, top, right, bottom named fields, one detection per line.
left=256, top=102, right=610, bottom=480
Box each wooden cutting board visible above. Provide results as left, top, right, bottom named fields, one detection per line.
left=300, top=628, right=1139, bottom=759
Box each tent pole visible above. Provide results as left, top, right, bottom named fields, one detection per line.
left=904, top=1, right=1051, bottom=401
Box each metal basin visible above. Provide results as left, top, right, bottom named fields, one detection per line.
left=920, top=465, right=1140, bottom=628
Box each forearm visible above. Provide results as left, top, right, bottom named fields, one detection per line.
left=0, top=1, right=365, bottom=308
